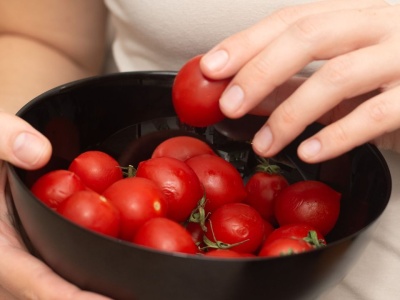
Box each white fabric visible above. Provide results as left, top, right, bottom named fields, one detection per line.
left=104, top=0, right=315, bottom=72
left=384, top=0, right=400, bottom=5
left=103, top=1, right=400, bottom=300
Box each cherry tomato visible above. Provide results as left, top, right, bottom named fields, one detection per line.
left=204, top=249, right=246, bottom=258
left=258, top=237, right=314, bottom=258
left=31, top=169, right=87, bottom=209
left=136, top=156, right=204, bottom=222
left=133, top=217, right=198, bottom=255
left=264, top=223, right=326, bottom=247
left=151, top=135, right=216, bottom=161
left=185, top=221, right=205, bottom=247
left=245, top=162, right=289, bottom=223
left=172, top=54, right=230, bottom=127
left=103, top=177, right=168, bottom=241
left=68, top=150, right=123, bottom=194
left=274, top=180, right=341, bottom=236
left=57, top=190, right=120, bottom=238
left=204, top=203, right=265, bottom=254
left=186, top=154, right=247, bottom=214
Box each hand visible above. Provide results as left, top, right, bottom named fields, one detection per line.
left=0, top=111, right=110, bottom=299
left=201, top=0, right=400, bottom=163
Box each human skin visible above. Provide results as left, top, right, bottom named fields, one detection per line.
left=201, top=0, right=400, bottom=163
left=0, top=1, right=111, bottom=299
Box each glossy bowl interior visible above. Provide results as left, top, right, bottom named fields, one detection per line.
left=6, top=72, right=392, bottom=300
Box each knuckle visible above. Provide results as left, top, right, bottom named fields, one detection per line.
left=330, top=122, right=350, bottom=144
left=274, top=6, right=305, bottom=26
left=319, top=55, right=354, bottom=87
left=291, top=16, right=323, bottom=44
left=278, top=100, right=299, bottom=126
left=366, top=99, right=389, bottom=123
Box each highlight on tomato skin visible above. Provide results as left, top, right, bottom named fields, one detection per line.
left=172, top=54, right=231, bottom=127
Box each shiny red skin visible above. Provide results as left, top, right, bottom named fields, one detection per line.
left=151, top=136, right=216, bottom=161
left=133, top=217, right=198, bottom=255
left=68, top=150, right=123, bottom=194
left=264, top=223, right=326, bottom=246
left=57, top=190, right=120, bottom=238
left=172, top=55, right=230, bottom=127
left=103, top=177, right=168, bottom=241
left=204, top=249, right=246, bottom=258
left=185, top=221, right=205, bottom=247
left=31, top=169, right=87, bottom=209
left=274, top=180, right=341, bottom=236
left=258, top=237, right=314, bottom=258
left=245, top=171, right=289, bottom=222
left=204, top=203, right=265, bottom=254
left=136, top=156, right=203, bottom=222
left=185, top=154, right=247, bottom=214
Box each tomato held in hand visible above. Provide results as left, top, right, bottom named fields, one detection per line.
left=31, top=169, right=87, bottom=209
left=274, top=180, right=341, bottom=236
left=68, top=150, right=123, bottom=194
left=186, top=154, right=247, bottom=214
left=204, top=203, right=265, bottom=254
left=103, top=177, right=168, bottom=241
left=245, top=161, right=289, bottom=223
left=172, top=55, right=231, bottom=127
left=57, top=190, right=120, bottom=238
left=258, top=237, right=314, bottom=258
left=136, top=156, right=204, bottom=222
left=151, top=135, right=216, bottom=161
left=133, top=217, right=198, bottom=255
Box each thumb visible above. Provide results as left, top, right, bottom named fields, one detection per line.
left=0, top=111, right=51, bottom=170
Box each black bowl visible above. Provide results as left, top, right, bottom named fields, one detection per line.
left=6, top=72, right=392, bottom=300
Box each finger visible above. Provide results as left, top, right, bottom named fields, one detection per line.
left=218, top=5, right=396, bottom=119
left=0, top=111, right=51, bottom=170
left=297, top=85, right=400, bottom=162
left=201, top=0, right=387, bottom=79
left=253, top=40, right=400, bottom=157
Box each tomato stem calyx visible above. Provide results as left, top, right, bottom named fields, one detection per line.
left=303, top=230, right=326, bottom=248
left=188, top=194, right=208, bottom=231
left=121, top=165, right=137, bottom=178
left=255, top=157, right=281, bottom=174
left=202, top=220, right=249, bottom=251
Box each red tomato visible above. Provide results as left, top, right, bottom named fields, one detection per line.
left=274, top=180, right=341, bottom=236
left=136, top=156, right=203, bottom=222
left=57, top=190, right=120, bottom=237
left=68, top=150, right=123, bottom=194
left=31, top=169, right=87, bottom=209
left=264, top=223, right=326, bottom=247
left=151, top=135, right=216, bottom=161
left=103, top=177, right=168, bottom=241
left=258, top=237, right=314, bottom=258
left=204, top=203, right=265, bottom=254
left=204, top=249, right=246, bottom=258
left=245, top=169, right=289, bottom=223
left=185, top=221, right=205, bottom=247
left=172, top=55, right=230, bottom=127
left=186, top=154, right=247, bottom=214
left=133, top=217, right=198, bottom=255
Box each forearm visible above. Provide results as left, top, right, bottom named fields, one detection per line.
left=0, top=34, right=104, bottom=114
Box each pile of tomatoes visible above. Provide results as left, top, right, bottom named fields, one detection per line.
left=31, top=134, right=341, bottom=259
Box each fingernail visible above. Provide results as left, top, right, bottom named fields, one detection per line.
left=202, top=50, right=229, bottom=72
left=252, top=125, right=273, bottom=154
left=13, top=132, right=46, bottom=166
left=300, top=139, right=321, bottom=159
left=220, top=85, right=244, bottom=115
